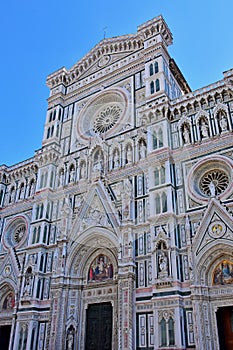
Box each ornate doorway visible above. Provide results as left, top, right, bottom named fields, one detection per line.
left=0, top=325, right=11, bottom=350
left=85, top=302, right=112, bottom=350
left=217, top=306, right=233, bottom=350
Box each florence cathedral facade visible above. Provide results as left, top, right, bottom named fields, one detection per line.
left=1, top=15, right=233, bottom=350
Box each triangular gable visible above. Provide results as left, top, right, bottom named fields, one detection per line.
left=193, top=198, right=233, bottom=256
left=47, top=35, right=143, bottom=88
left=0, top=252, right=19, bottom=288
left=70, top=180, right=120, bottom=241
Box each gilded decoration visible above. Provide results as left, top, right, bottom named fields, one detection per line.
left=88, top=255, right=113, bottom=282
left=213, top=260, right=233, bottom=285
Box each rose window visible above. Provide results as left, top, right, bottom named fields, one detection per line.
left=93, top=105, right=122, bottom=134
left=14, top=224, right=26, bottom=243
left=3, top=218, right=27, bottom=249
left=199, top=170, right=229, bottom=196
left=76, top=88, right=129, bottom=142
left=187, top=156, right=233, bottom=203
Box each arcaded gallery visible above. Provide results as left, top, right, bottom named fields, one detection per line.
left=0, top=15, right=233, bottom=350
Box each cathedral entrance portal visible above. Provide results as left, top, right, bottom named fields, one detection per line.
left=85, top=302, right=112, bottom=350
left=0, top=325, right=11, bottom=350
left=217, top=306, right=233, bottom=350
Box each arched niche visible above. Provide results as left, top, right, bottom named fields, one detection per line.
left=67, top=226, right=119, bottom=279
left=194, top=243, right=233, bottom=286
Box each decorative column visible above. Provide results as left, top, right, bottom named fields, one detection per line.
left=118, top=227, right=135, bottom=350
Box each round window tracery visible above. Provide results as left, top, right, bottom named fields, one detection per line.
left=76, top=88, right=129, bottom=141
left=14, top=224, right=26, bottom=243
left=93, top=105, right=122, bottom=134
left=3, top=218, right=27, bottom=249
left=199, top=169, right=229, bottom=196
left=187, top=156, right=233, bottom=203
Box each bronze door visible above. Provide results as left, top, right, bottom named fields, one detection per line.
left=85, top=302, right=112, bottom=350
left=217, top=306, right=233, bottom=350
left=0, top=325, right=11, bottom=350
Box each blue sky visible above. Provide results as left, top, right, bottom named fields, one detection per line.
left=1, top=0, right=233, bottom=166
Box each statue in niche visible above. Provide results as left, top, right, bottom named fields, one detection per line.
left=219, top=113, right=228, bottom=132
left=66, top=327, right=75, bottom=350
left=139, top=141, right=147, bottom=159
left=182, top=125, right=190, bottom=144
left=113, top=150, right=120, bottom=168
left=200, top=119, right=209, bottom=138
left=23, top=267, right=33, bottom=296
left=159, top=251, right=168, bottom=272
left=157, top=241, right=168, bottom=278
left=69, top=167, right=75, bottom=182
left=80, top=162, right=86, bottom=179
left=67, top=333, right=74, bottom=350
left=93, top=152, right=104, bottom=172
left=122, top=178, right=133, bottom=220
left=126, top=145, right=132, bottom=164
left=59, top=170, right=64, bottom=186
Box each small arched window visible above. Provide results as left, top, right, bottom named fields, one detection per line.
left=154, top=61, right=159, bottom=73
left=150, top=81, right=155, bottom=94
left=50, top=125, right=54, bottom=137
left=162, top=192, right=167, bottom=212
left=49, top=112, right=53, bottom=123
left=53, top=110, right=56, bottom=121
left=160, top=318, right=167, bottom=346
left=149, top=63, right=154, bottom=76
left=32, top=227, right=37, bottom=244
left=158, top=128, right=163, bottom=147
left=168, top=317, right=175, bottom=345
left=58, top=108, right=62, bottom=120
left=39, top=204, right=44, bottom=219
left=155, top=194, right=161, bottom=214
left=156, top=79, right=160, bottom=92
left=154, top=169, right=159, bottom=186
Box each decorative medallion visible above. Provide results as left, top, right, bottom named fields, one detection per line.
left=98, top=55, right=111, bottom=67
left=208, top=221, right=226, bottom=239
left=4, top=265, right=12, bottom=277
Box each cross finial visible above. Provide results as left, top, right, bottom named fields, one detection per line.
left=103, top=26, right=107, bottom=39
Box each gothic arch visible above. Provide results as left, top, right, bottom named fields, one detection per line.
left=177, top=116, right=193, bottom=145
left=195, top=110, right=211, bottom=140
left=213, top=102, right=231, bottom=133
left=67, top=226, right=119, bottom=277
left=0, top=281, right=16, bottom=312
left=194, top=242, right=233, bottom=286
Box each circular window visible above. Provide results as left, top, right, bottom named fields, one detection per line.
left=76, top=88, right=129, bottom=141
left=14, top=224, right=26, bottom=243
left=93, top=105, right=122, bottom=134
left=3, top=218, right=27, bottom=249
left=199, top=169, right=229, bottom=196
left=187, top=156, right=233, bottom=203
